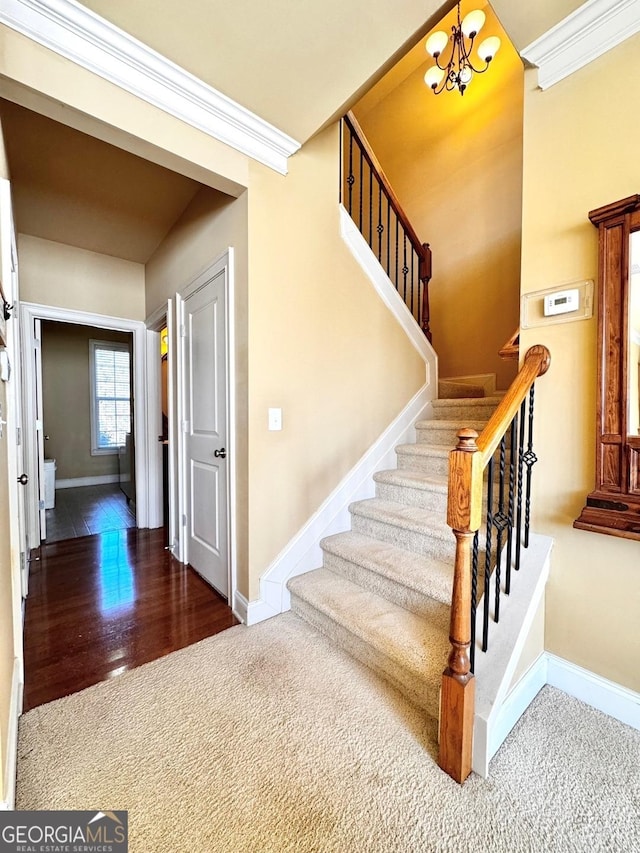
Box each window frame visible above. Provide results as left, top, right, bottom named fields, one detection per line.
left=89, top=339, right=132, bottom=456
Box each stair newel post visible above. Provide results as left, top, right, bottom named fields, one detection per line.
left=419, top=243, right=432, bottom=343
left=439, top=428, right=483, bottom=783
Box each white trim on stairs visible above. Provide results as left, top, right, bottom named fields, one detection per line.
left=479, top=650, right=640, bottom=779
left=0, top=0, right=301, bottom=175
left=473, top=533, right=553, bottom=778
left=521, top=0, right=640, bottom=90
left=339, top=205, right=437, bottom=369
left=0, top=658, right=22, bottom=810
left=245, top=384, right=434, bottom=625
left=546, top=653, right=640, bottom=731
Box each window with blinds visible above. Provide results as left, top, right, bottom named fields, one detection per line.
left=89, top=340, right=131, bottom=454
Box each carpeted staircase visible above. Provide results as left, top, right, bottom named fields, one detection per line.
left=288, top=385, right=504, bottom=734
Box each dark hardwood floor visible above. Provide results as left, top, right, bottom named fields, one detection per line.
left=23, top=527, right=239, bottom=711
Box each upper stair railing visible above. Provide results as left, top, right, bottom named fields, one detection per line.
left=439, top=344, right=551, bottom=783
left=341, top=111, right=433, bottom=342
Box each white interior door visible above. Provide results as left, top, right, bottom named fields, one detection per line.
left=6, top=233, right=28, bottom=596
left=33, top=317, right=46, bottom=541
left=0, top=176, right=26, bottom=690
left=181, top=263, right=229, bottom=597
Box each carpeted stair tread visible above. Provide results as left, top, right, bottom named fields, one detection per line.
left=373, top=468, right=448, bottom=492
left=320, top=530, right=454, bottom=607
left=373, top=468, right=449, bottom=516
left=437, top=380, right=485, bottom=398
left=431, top=396, right=505, bottom=421
left=288, top=568, right=448, bottom=717
left=349, top=498, right=450, bottom=540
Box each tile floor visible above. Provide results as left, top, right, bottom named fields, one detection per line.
left=44, top=484, right=136, bottom=543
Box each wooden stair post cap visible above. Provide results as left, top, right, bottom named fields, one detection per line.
left=455, top=429, right=479, bottom=452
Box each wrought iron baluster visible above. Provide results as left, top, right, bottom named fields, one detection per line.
left=515, top=399, right=526, bottom=572
left=523, top=384, right=538, bottom=548
left=395, top=217, right=399, bottom=292
left=386, top=197, right=391, bottom=277
left=402, top=235, right=408, bottom=302
left=347, top=127, right=355, bottom=215
left=505, top=414, right=517, bottom=595
left=482, top=457, right=494, bottom=652
left=410, top=248, right=415, bottom=318
left=339, top=119, right=343, bottom=205
left=377, top=184, right=383, bottom=262
left=470, top=530, right=479, bottom=673
left=359, top=149, right=363, bottom=232
left=493, top=435, right=508, bottom=623
left=369, top=166, right=373, bottom=252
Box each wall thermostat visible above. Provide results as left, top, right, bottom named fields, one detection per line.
left=543, top=288, right=579, bottom=316
left=521, top=280, right=593, bottom=329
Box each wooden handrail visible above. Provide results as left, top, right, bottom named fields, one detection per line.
left=438, top=344, right=551, bottom=784
left=498, top=328, right=519, bottom=360
left=343, top=111, right=433, bottom=341
left=477, top=345, right=550, bottom=466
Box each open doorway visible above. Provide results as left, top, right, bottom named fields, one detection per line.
left=39, top=320, right=136, bottom=543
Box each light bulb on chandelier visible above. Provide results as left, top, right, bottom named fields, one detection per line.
left=424, top=2, right=500, bottom=96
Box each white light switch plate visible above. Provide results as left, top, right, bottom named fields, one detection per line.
left=268, top=407, right=282, bottom=431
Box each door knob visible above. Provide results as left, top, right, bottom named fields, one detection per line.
left=214, top=448, right=226, bottom=459
left=17, top=474, right=28, bottom=485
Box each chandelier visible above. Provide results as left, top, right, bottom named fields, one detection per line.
left=424, top=2, right=501, bottom=96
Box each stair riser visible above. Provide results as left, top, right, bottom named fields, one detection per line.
left=374, top=480, right=448, bottom=513
left=289, top=591, right=441, bottom=720
left=431, top=404, right=498, bottom=421
left=351, top=513, right=454, bottom=561
left=322, top=550, right=451, bottom=617
left=415, top=425, right=469, bottom=446
left=396, top=451, right=449, bottom=477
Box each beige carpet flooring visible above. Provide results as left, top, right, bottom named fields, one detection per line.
left=17, top=612, right=640, bottom=852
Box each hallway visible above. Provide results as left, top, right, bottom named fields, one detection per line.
left=23, top=528, right=238, bottom=711
left=44, top=483, right=136, bottom=543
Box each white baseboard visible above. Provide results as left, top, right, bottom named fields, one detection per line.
left=56, top=474, right=120, bottom=489
left=0, top=658, right=22, bottom=810
left=480, top=650, right=640, bottom=778
left=546, top=653, right=640, bottom=731
left=244, top=384, right=433, bottom=625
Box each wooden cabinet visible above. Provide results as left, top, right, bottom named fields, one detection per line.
left=575, top=194, right=640, bottom=540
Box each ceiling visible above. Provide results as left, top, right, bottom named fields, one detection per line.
left=0, top=100, right=202, bottom=263
left=0, top=2, right=585, bottom=262
left=72, top=0, right=585, bottom=143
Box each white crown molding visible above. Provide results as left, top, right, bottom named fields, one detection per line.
left=521, top=0, right=640, bottom=89
left=0, top=0, right=301, bottom=175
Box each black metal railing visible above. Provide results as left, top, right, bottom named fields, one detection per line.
left=470, top=385, right=539, bottom=672
left=340, top=113, right=432, bottom=341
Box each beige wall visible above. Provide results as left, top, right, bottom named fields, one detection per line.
left=520, top=33, right=640, bottom=692
left=146, top=187, right=250, bottom=594
left=41, top=322, right=132, bottom=480
left=353, top=5, right=522, bottom=390
left=246, top=124, right=426, bottom=598
left=18, top=235, right=145, bottom=320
